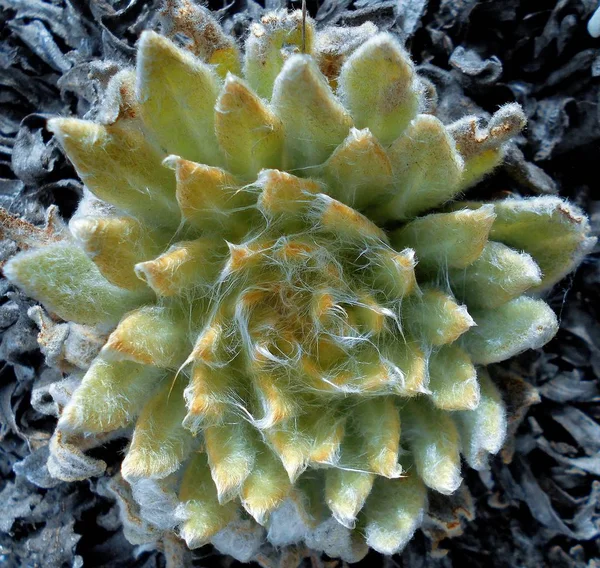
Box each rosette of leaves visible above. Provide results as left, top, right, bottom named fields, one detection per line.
left=2, top=4, right=596, bottom=560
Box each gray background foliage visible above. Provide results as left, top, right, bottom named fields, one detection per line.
left=0, top=1, right=599, bottom=566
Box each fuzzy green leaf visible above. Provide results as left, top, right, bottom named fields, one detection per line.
left=363, top=472, right=427, bottom=554
left=4, top=243, right=147, bottom=327
left=271, top=55, right=353, bottom=169
left=137, top=31, right=223, bottom=166
left=454, top=368, right=507, bottom=470
left=338, top=33, right=419, bottom=145
left=449, top=241, right=542, bottom=309
left=369, top=115, right=464, bottom=221
left=60, top=358, right=164, bottom=433
left=122, top=376, right=193, bottom=480
left=463, top=296, right=558, bottom=364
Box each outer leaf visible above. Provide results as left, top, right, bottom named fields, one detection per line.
left=363, top=473, right=427, bottom=555
left=137, top=31, right=223, bottom=166
left=204, top=419, right=256, bottom=502
left=489, top=197, right=597, bottom=291
left=244, top=10, right=315, bottom=100
left=449, top=104, right=527, bottom=190
left=271, top=55, right=353, bottom=170
left=370, top=115, right=464, bottom=221
left=338, top=33, right=419, bottom=145
left=454, top=368, right=507, bottom=470
left=252, top=371, right=300, bottom=429
left=266, top=422, right=312, bottom=483
left=48, top=118, right=180, bottom=226
left=135, top=238, right=226, bottom=297
left=168, top=156, right=255, bottom=240
left=403, top=288, right=475, bottom=347
left=449, top=241, right=542, bottom=309
left=215, top=74, right=284, bottom=179
left=121, top=377, right=194, bottom=480
left=314, top=22, right=378, bottom=89
left=4, top=243, right=146, bottom=327
left=325, top=468, right=374, bottom=529
left=391, top=205, right=496, bottom=270
left=241, top=445, right=292, bottom=524
left=351, top=397, right=402, bottom=478
left=428, top=345, right=479, bottom=411
left=160, top=0, right=241, bottom=76
left=315, top=128, right=393, bottom=210
left=402, top=399, right=462, bottom=494
left=462, top=296, right=558, bottom=364
left=178, top=452, right=238, bottom=548
left=70, top=216, right=168, bottom=290
left=60, top=358, right=164, bottom=433
left=265, top=406, right=343, bottom=479
left=368, top=246, right=417, bottom=300
left=103, top=306, right=190, bottom=368
left=385, top=340, right=428, bottom=395
left=310, top=194, right=387, bottom=243
left=183, top=363, right=236, bottom=429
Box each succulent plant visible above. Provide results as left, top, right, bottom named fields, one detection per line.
left=2, top=2, right=596, bottom=562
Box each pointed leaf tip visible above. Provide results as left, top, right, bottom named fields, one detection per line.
left=4, top=244, right=146, bottom=327
left=48, top=117, right=180, bottom=226
left=463, top=296, right=558, bottom=364
left=370, top=114, right=464, bottom=221
left=215, top=74, right=284, bottom=179
left=137, top=31, right=223, bottom=167
left=338, top=33, right=419, bottom=145
left=272, top=54, right=353, bottom=170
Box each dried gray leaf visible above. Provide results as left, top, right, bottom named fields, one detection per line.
left=0, top=309, right=39, bottom=366
left=0, top=300, right=19, bottom=330
left=543, top=49, right=598, bottom=90
left=131, top=478, right=179, bottom=531
left=101, top=474, right=162, bottom=546
left=20, top=518, right=83, bottom=568
left=534, top=0, right=570, bottom=58
left=211, top=519, right=266, bottom=563
left=512, top=455, right=575, bottom=537
left=558, top=15, right=578, bottom=55
left=390, top=0, right=428, bottom=39
left=529, top=97, right=574, bottom=161
left=434, top=0, right=477, bottom=28
left=11, top=114, right=61, bottom=185
left=304, top=517, right=368, bottom=564
left=538, top=436, right=600, bottom=477
left=0, top=477, right=42, bottom=532
left=540, top=371, right=600, bottom=403
left=336, top=1, right=396, bottom=30
left=552, top=407, right=600, bottom=456
left=422, top=484, right=475, bottom=554
left=162, top=533, right=193, bottom=568
left=449, top=46, right=503, bottom=85
left=502, top=144, right=558, bottom=195
left=13, top=444, right=61, bottom=489
left=8, top=20, right=73, bottom=74
left=0, top=68, right=60, bottom=114
left=417, top=63, right=485, bottom=122
left=0, top=379, right=19, bottom=442
left=0, top=181, right=25, bottom=212
left=0, top=0, right=71, bottom=45
left=592, top=55, right=600, bottom=77
left=47, top=430, right=107, bottom=482
left=29, top=368, right=62, bottom=417
left=570, top=480, right=600, bottom=541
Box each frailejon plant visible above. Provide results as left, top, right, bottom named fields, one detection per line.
left=2, top=3, right=596, bottom=561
